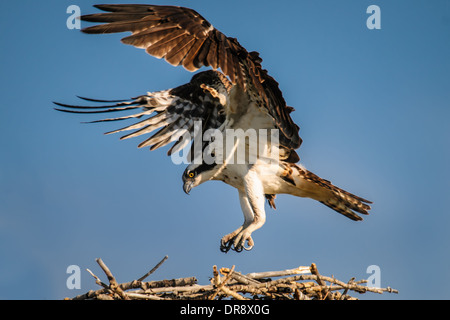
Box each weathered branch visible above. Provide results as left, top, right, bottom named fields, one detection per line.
left=95, top=258, right=129, bottom=300
left=137, top=255, right=168, bottom=282
left=68, top=257, right=398, bottom=300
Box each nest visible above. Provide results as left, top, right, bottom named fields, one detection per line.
left=69, top=256, right=398, bottom=300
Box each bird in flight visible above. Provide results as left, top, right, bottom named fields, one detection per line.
left=55, top=4, right=372, bottom=253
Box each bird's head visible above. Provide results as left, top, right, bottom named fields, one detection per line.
left=182, top=162, right=217, bottom=195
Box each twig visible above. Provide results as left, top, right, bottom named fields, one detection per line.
left=220, top=268, right=260, bottom=285
left=340, top=277, right=355, bottom=300
left=71, top=277, right=198, bottom=300
left=125, top=292, right=166, bottom=300
left=210, top=265, right=247, bottom=300
left=309, top=263, right=329, bottom=300
left=137, top=284, right=213, bottom=295
left=246, top=266, right=311, bottom=279
left=70, top=257, right=398, bottom=300
left=95, top=258, right=129, bottom=300
left=137, top=255, right=168, bottom=282
left=86, top=268, right=109, bottom=290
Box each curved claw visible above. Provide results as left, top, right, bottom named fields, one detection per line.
left=239, top=236, right=254, bottom=251
left=220, top=239, right=233, bottom=253
left=220, top=231, right=254, bottom=253
left=233, top=245, right=243, bottom=253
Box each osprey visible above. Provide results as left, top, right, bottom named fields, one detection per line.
left=55, top=4, right=372, bottom=252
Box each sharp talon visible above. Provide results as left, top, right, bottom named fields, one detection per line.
left=244, top=236, right=254, bottom=251
left=220, top=229, right=255, bottom=253
left=233, top=245, right=243, bottom=253
left=220, top=240, right=233, bottom=253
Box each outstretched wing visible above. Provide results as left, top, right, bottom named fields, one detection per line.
left=54, top=71, right=229, bottom=156
left=80, top=4, right=301, bottom=151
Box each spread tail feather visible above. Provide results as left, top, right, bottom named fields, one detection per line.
left=282, top=164, right=372, bottom=221
left=304, top=170, right=372, bottom=221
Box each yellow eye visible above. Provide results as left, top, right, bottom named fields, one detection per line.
left=188, top=172, right=195, bottom=178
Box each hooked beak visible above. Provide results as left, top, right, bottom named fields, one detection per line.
left=183, top=180, right=194, bottom=195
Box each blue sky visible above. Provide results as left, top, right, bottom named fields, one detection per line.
left=1, top=0, right=449, bottom=299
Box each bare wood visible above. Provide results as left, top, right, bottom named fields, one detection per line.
left=340, top=277, right=355, bottom=300
left=137, top=255, right=168, bottom=282
left=71, top=289, right=108, bottom=301
left=96, top=258, right=129, bottom=300
left=140, top=284, right=213, bottom=294
left=246, top=266, right=311, bottom=279
left=69, top=257, right=398, bottom=300
left=125, top=292, right=166, bottom=300
left=219, top=265, right=236, bottom=288
left=86, top=268, right=109, bottom=290
left=72, top=275, right=197, bottom=300
left=95, top=294, right=115, bottom=300
left=122, top=277, right=198, bottom=291
left=310, top=264, right=322, bottom=283
left=210, top=265, right=248, bottom=300
left=95, top=258, right=115, bottom=284
left=220, top=268, right=260, bottom=285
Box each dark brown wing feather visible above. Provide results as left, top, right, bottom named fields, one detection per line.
left=80, top=4, right=302, bottom=153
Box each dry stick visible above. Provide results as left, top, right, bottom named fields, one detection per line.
left=260, top=274, right=397, bottom=295
left=95, top=294, right=114, bottom=300
left=71, top=259, right=398, bottom=300
left=209, top=265, right=222, bottom=300
left=223, top=265, right=396, bottom=299
left=71, top=289, right=109, bottom=300
left=309, top=264, right=323, bottom=284
left=220, top=268, right=261, bottom=286
left=221, top=267, right=329, bottom=300
left=136, top=284, right=213, bottom=295
left=226, top=284, right=266, bottom=296
left=219, top=265, right=236, bottom=287
left=221, top=268, right=308, bottom=300
left=221, top=284, right=248, bottom=300
left=221, top=266, right=315, bottom=300
left=246, top=266, right=311, bottom=279
left=125, top=292, right=165, bottom=300
left=294, top=287, right=311, bottom=300
left=228, top=283, right=295, bottom=299
left=210, top=265, right=224, bottom=300
left=96, top=258, right=129, bottom=300
left=259, top=275, right=342, bottom=289
left=210, top=265, right=247, bottom=300
left=340, top=277, right=355, bottom=300
left=86, top=268, right=109, bottom=290
left=71, top=277, right=198, bottom=300
left=310, top=263, right=328, bottom=299
left=221, top=266, right=311, bottom=284
left=124, top=277, right=198, bottom=291
left=137, top=255, right=169, bottom=282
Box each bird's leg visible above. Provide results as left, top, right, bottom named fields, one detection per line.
left=220, top=190, right=254, bottom=252
left=220, top=171, right=266, bottom=253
